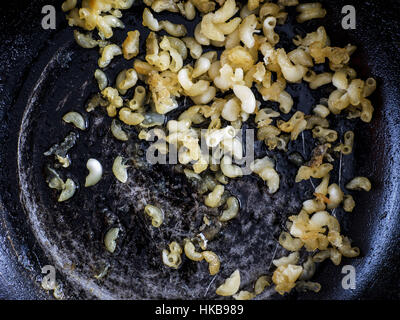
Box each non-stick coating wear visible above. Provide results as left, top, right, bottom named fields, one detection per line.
left=0, top=0, right=399, bottom=299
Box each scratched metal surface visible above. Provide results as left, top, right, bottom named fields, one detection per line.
left=0, top=0, right=400, bottom=299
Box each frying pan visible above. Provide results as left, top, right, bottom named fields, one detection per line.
left=0, top=0, right=399, bottom=300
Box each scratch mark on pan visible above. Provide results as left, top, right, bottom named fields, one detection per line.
left=268, top=242, right=279, bottom=270
left=204, top=275, right=217, bottom=297
left=338, top=147, right=343, bottom=187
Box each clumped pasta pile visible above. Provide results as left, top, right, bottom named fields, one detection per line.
left=57, top=0, right=375, bottom=298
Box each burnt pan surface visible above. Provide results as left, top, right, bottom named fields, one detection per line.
left=0, top=0, right=399, bottom=299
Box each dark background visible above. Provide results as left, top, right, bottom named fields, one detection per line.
left=0, top=0, right=399, bottom=299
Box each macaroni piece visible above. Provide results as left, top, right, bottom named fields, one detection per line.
left=205, top=184, right=225, bottom=207
left=272, top=264, right=303, bottom=295
left=345, top=177, right=372, bottom=191
left=98, top=44, right=122, bottom=68
left=216, top=269, right=241, bottom=296
left=122, top=30, right=140, bottom=60
left=296, top=3, right=327, bottom=23
left=162, top=241, right=183, bottom=269
left=251, top=156, right=280, bottom=193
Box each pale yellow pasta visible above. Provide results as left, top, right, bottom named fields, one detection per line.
left=305, top=115, right=329, bottom=130
left=276, top=48, right=307, bottom=83
left=219, top=196, right=240, bottom=222
left=143, top=8, right=187, bottom=36
left=192, top=57, right=211, bottom=78
left=313, top=104, right=330, bottom=118
left=279, top=232, right=304, bottom=251
left=312, top=126, right=338, bottom=142
left=277, top=111, right=307, bottom=140
left=129, top=86, right=146, bottom=111
left=360, top=98, right=374, bottom=123
left=315, top=174, right=330, bottom=195
left=328, top=89, right=351, bottom=114
left=347, top=79, right=364, bottom=106
left=182, top=37, right=203, bottom=59
left=220, top=156, right=243, bottom=178
left=332, top=70, right=349, bottom=90
left=296, top=3, right=327, bottom=23
left=73, top=30, right=99, bottom=48
left=345, top=177, right=371, bottom=191
left=162, top=241, right=182, bottom=269
left=191, top=86, right=217, bottom=105
left=101, top=87, right=123, bottom=117
left=98, top=44, right=122, bottom=68
left=309, top=211, right=340, bottom=232
left=159, top=37, right=184, bottom=72
left=233, top=84, right=256, bottom=113
left=336, top=130, right=354, bottom=155
left=254, top=275, right=270, bottom=295
left=327, top=183, right=344, bottom=209
left=233, top=290, right=255, bottom=300
left=178, top=67, right=211, bottom=96
left=160, top=20, right=188, bottom=37
left=94, top=69, right=108, bottom=90
left=205, top=184, right=225, bottom=208
left=202, top=251, right=221, bottom=275
left=251, top=156, right=280, bottom=193
left=145, top=32, right=170, bottom=71
left=184, top=239, right=204, bottom=261
left=112, top=156, right=128, bottom=183
left=363, top=78, right=377, bottom=98
left=338, top=236, right=360, bottom=258
left=221, top=136, right=243, bottom=160
left=214, top=64, right=244, bottom=91
left=239, top=14, right=259, bottom=48
left=259, top=2, right=280, bottom=19
left=287, top=48, right=313, bottom=67
left=167, top=119, right=192, bottom=133
left=278, top=0, right=299, bottom=6
left=205, top=126, right=236, bottom=147
left=302, top=199, right=326, bottom=214
left=178, top=105, right=205, bottom=124
left=272, top=252, right=300, bottom=267
left=343, top=194, right=356, bottom=212
left=61, top=0, right=77, bottom=12
left=122, top=30, right=140, bottom=60
left=116, top=69, right=138, bottom=95
left=194, top=23, right=211, bottom=46
left=272, top=264, right=303, bottom=295
left=295, top=163, right=333, bottom=182
left=221, top=97, right=241, bottom=122
left=142, top=7, right=161, bottom=31
left=200, top=0, right=240, bottom=42
left=216, top=269, right=241, bottom=296
left=178, top=1, right=196, bottom=20
left=277, top=91, right=294, bottom=114
left=328, top=247, right=342, bottom=265
left=213, top=0, right=238, bottom=23
left=309, top=72, right=332, bottom=89
left=145, top=204, right=164, bottom=227
left=263, top=16, right=280, bottom=45
left=119, top=108, right=145, bottom=125
left=224, top=27, right=240, bottom=49
left=150, top=0, right=179, bottom=12
left=191, top=0, right=215, bottom=13
left=215, top=17, right=242, bottom=36
left=255, top=107, right=280, bottom=126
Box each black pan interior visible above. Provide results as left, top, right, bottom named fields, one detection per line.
left=0, top=0, right=400, bottom=299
